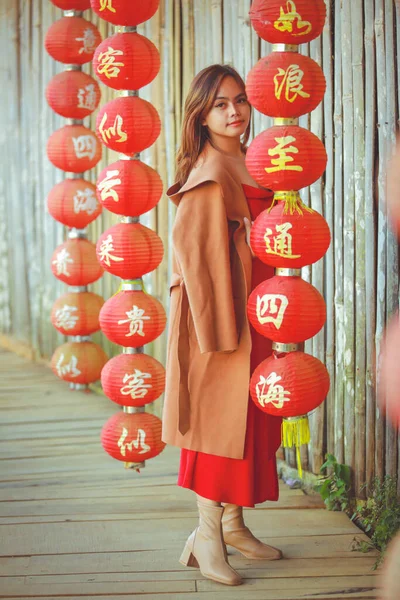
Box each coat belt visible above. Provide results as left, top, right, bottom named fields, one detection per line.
left=169, top=273, right=191, bottom=435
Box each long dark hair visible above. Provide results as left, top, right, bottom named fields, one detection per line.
left=175, top=64, right=252, bottom=188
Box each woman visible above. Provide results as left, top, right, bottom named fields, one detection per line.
left=162, top=64, right=282, bottom=586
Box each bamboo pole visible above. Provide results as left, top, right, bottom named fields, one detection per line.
left=322, top=0, right=335, bottom=465
left=333, top=0, right=344, bottom=465
left=384, top=0, right=399, bottom=481
left=309, top=34, right=325, bottom=474
left=374, top=0, right=387, bottom=482
left=351, top=0, right=366, bottom=496
left=364, top=0, right=377, bottom=492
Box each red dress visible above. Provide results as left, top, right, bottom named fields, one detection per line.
left=177, top=184, right=282, bottom=507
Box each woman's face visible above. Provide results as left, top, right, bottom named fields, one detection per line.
left=201, top=76, right=250, bottom=140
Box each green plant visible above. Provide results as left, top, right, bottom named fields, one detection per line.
left=314, top=453, right=352, bottom=511
left=351, top=475, right=400, bottom=567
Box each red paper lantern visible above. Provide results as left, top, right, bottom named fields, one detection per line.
left=47, top=179, right=102, bottom=228
left=47, top=125, right=102, bottom=173
left=46, top=71, right=101, bottom=119
left=250, top=203, right=331, bottom=268
left=95, top=96, right=161, bottom=155
left=245, top=125, right=327, bottom=191
left=101, top=411, right=165, bottom=462
left=45, top=16, right=101, bottom=65
left=101, top=353, right=165, bottom=407
left=247, top=275, right=326, bottom=342
left=93, top=32, right=160, bottom=91
left=99, top=290, right=167, bottom=347
left=249, top=0, right=326, bottom=45
left=51, top=239, right=104, bottom=285
left=51, top=291, right=105, bottom=336
left=246, top=53, right=326, bottom=118
left=96, top=159, right=163, bottom=216
left=50, top=0, right=91, bottom=9
left=90, top=0, right=159, bottom=27
left=96, top=223, right=164, bottom=278
left=250, top=351, right=330, bottom=417
left=51, top=341, right=108, bottom=384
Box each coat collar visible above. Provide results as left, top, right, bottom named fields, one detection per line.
left=166, top=141, right=251, bottom=221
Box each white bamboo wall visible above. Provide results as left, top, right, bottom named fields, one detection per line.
left=1, top=0, right=399, bottom=494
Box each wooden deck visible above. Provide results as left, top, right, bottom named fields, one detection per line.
left=0, top=347, right=379, bottom=599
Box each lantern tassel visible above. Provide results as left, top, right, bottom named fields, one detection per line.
left=281, top=416, right=310, bottom=479
left=268, top=191, right=315, bottom=216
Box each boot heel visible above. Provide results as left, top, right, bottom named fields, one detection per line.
left=179, top=543, right=199, bottom=568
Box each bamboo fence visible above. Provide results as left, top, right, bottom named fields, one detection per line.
left=1, top=0, right=400, bottom=495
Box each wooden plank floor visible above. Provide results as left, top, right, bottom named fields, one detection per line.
left=0, top=348, right=379, bottom=599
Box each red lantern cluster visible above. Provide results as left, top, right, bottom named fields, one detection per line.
left=96, top=96, right=161, bottom=156
left=247, top=0, right=329, bottom=476
left=101, top=412, right=165, bottom=462
left=46, top=71, right=101, bottom=119
left=45, top=8, right=105, bottom=391
left=51, top=341, right=108, bottom=385
left=93, top=3, right=165, bottom=469
left=45, top=16, right=101, bottom=65
left=96, top=159, right=163, bottom=216
left=90, top=0, right=160, bottom=27
left=101, top=353, right=165, bottom=407
left=93, top=33, right=160, bottom=91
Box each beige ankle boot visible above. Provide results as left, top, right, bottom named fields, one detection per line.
left=222, top=503, right=283, bottom=560
left=180, top=501, right=242, bottom=586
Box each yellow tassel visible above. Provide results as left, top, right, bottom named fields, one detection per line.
left=281, top=416, right=310, bottom=479
left=268, top=191, right=315, bottom=216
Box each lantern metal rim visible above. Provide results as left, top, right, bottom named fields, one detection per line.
left=64, top=64, right=82, bottom=71
left=272, top=341, right=299, bottom=353
left=123, top=406, right=145, bottom=414
left=121, top=279, right=143, bottom=291
left=116, top=26, right=138, bottom=33
left=120, top=153, right=141, bottom=161
left=272, top=44, right=299, bottom=53
left=124, top=461, right=145, bottom=470
left=123, top=347, right=144, bottom=354
left=283, top=415, right=308, bottom=422
left=120, top=216, right=139, bottom=224
left=119, top=90, right=139, bottom=97
left=63, top=10, right=83, bottom=18
left=69, top=335, right=91, bottom=342
left=69, top=382, right=89, bottom=390
left=275, top=267, right=302, bottom=277
left=274, top=117, right=299, bottom=126
left=68, top=285, right=88, bottom=293
left=68, top=228, right=87, bottom=239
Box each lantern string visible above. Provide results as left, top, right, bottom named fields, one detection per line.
left=268, top=191, right=315, bottom=216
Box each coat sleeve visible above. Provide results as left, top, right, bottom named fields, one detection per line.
left=172, top=181, right=239, bottom=354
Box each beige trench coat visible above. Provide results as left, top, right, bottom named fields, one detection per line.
left=161, top=141, right=254, bottom=459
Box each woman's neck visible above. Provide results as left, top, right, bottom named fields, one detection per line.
left=207, top=135, right=244, bottom=158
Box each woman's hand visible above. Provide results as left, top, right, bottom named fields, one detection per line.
left=243, top=217, right=256, bottom=258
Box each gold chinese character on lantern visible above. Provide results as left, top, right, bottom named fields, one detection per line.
left=55, top=353, right=81, bottom=378
left=274, top=64, right=310, bottom=103
left=77, top=83, right=98, bottom=111
left=99, top=0, right=116, bottom=13
left=265, top=136, right=303, bottom=173
left=97, top=47, right=124, bottom=79
left=98, top=234, right=124, bottom=267
left=256, top=293, right=289, bottom=329
left=98, top=113, right=128, bottom=144
left=76, top=28, right=97, bottom=54
left=256, top=372, right=291, bottom=409
left=264, top=222, right=301, bottom=259
left=274, top=1, right=312, bottom=36
left=117, top=427, right=150, bottom=457
left=55, top=305, right=79, bottom=330
left=118, top=305, right=151, bottom=337
left=74, top=188, right=98, bottom=215
left=120, top=370, right=152, bottom=399
left=98, top=170, right=121, bottom=203
left=72, top=135, right=97, bottom=160
left=52, top=248, right=74, bottom=277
